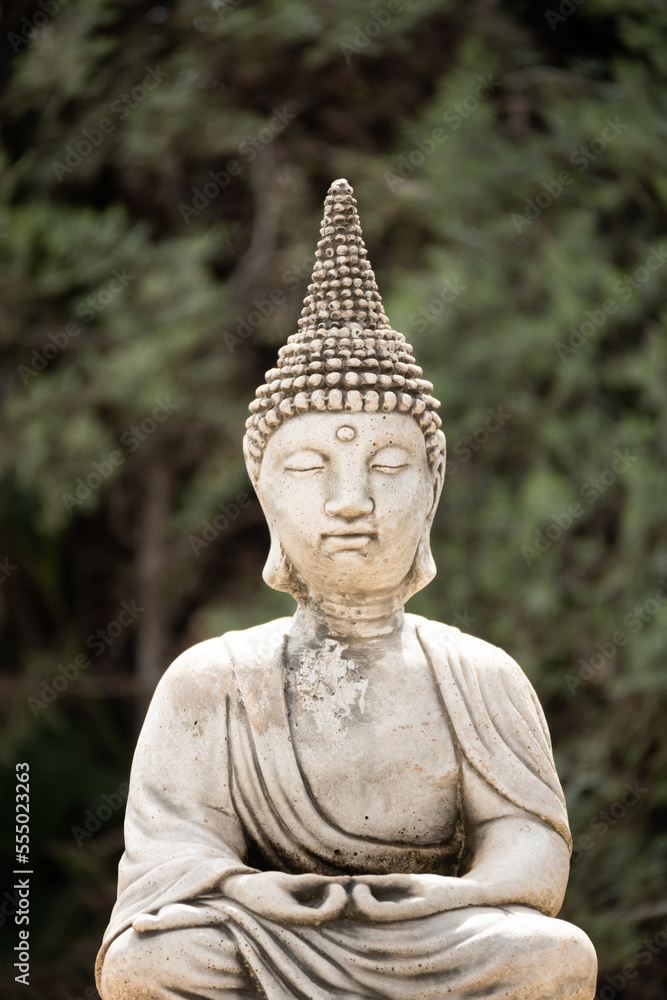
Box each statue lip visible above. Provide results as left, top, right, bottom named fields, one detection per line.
left=321, top=531, right=377, bottom=550
left=321, top=531, right=377, bottom=539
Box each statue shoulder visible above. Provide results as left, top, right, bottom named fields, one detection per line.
left=157, top=616, right=292, bottom=695
left=222, top=615, right=292, bottom=666
left=412, top=614, right=549, bottom=743
left=409, top=613, right=526, bottom=683
left=157, top=635, right=235, bottom=698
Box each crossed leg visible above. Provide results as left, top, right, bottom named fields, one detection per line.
left=100, top=925, right=258, bottom=1000
left=100, top=904, right=597, bottom=1000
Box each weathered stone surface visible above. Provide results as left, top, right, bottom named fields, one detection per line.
left=97, top=181, right=597, bottom=1000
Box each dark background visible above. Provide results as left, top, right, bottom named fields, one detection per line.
left=1, top=0, right=666, bottom=997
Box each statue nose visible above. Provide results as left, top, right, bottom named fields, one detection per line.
left=324, top=486, right=374, bottom=519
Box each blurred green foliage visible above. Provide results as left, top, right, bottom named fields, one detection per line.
left=1, top=0, right=666, bottom=996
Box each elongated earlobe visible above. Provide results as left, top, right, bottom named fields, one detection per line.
left=398, top=432, right=446, bottom=603
left=245, top=437, right=308, bottom=601
left=262, top=518, right=308, bottom=601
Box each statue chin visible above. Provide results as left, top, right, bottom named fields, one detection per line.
left=262, top=534, right=435, bottom=610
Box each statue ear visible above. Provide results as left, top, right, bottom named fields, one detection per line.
left=245, top=438, right=308, bottom=601
left=399, top=431, right=446, bottom=604
left=427, top=430, right=446, bottom=526
left=262, top=516, right=308, bottom=600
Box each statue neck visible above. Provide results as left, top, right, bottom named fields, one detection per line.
left=294, top=595, right=404, bottom=642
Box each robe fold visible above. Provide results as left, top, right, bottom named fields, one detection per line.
left=96, top=614, right=574, bottom=999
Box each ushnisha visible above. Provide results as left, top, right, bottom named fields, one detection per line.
left=244, top=178, right=444, bottom=478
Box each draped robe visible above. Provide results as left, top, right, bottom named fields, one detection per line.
left=97, top=615, right=593, bottom=1000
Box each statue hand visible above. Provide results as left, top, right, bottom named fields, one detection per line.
left=224, top=871, right=349, bottom=925
left=351, top=873, right=462, bottom=922
left=133, top=902, right=225, bottom=933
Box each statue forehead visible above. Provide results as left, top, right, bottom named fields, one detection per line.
left=261, top=410, right=427, bottom=457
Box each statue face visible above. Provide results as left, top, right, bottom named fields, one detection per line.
left=257, top=411, right=435, bottom=601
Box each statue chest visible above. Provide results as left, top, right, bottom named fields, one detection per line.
left=283, top=638, right=460, bottom=846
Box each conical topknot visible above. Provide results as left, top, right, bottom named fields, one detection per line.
left=243, top=179, right=444, bottom=479
left=297, top=178, right=391, bottom=333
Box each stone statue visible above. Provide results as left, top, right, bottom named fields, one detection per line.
left=97, top=179, right=597, bottom=1000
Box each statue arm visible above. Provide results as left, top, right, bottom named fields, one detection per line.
left=452, top=638, right=571, bottom=916
left=458, top=758, right=570, bottom=917
left=106, top=633, right=349, bottom=936
left=99, top=638, right=258, bottom=955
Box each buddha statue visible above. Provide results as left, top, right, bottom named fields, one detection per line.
left=97, top=179, right=597, bottom=1000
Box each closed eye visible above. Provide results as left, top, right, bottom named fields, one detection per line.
left=284, top=449, right=326, bottom=474
left=371, top=463, right=409, bottom=473
left=370, top=446, right=411, bottom=473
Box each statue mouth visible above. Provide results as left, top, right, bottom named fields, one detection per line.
left=321, top=532, right=377, bottom=551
